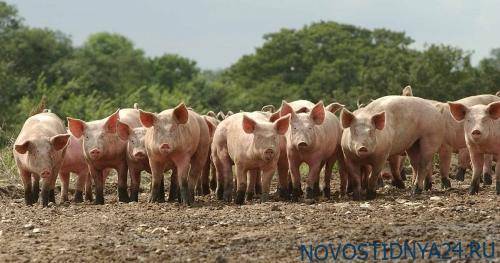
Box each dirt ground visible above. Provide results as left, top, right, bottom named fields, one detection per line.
left=0, top=166, right=498, bottom=262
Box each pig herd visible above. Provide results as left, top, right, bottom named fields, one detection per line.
left=12, top=87, right=500, bottom=207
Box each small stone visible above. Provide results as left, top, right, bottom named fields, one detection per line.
left=430, top=196, right=441, bottom=201
left=271, top=205, right=281, bottom=211
left=24, top=223, right=34, bottom=230
left=32, top=228, right=41, bottom=233
left=360, top=202, right=371, bottom=209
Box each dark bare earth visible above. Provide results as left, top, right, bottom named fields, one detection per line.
left=0, top=167, right=498, bottom=262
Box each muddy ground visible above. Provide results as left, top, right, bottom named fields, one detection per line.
left=0, top=166, right=498, bottom=262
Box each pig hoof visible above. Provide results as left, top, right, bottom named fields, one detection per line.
left=74, top=191, right=83, bottom=203
left=94, top=195, right=105, bottom=205
left=245, top=192, right=254, bottom=201
left=455, top=168, right=466, bottom=181
left=441, top=178, right=451, bottom=189
left=49, top=190, right=56, bottom=203
left=412, top=186, right=423, bottom=195
left=323, top=188, right=331, bottom=199
left=424, top=179, right=432, bottom=191
left=291, top=188, right=302, bottom=202
left=85, top=193, right=93, bottom=202
left=391, top=179, right=405, bottom=189
left=118, top=188, right=130, bottom=203
left=496, top=182, right=500, bottom=195
left=32, top=191, right=39, bottom=203
left=352, top=190, right=362, bottom=201
left=305, top=187, right=316, bottom=199
left=276, top=187, right=290, bottom=201
left=365, top=189, right=377, bottom=200
left=235, top=191, right=245, bottom=205
left=468, top=183, right=480, bottom=195
left=216, top=188, right=224, bottom=200
left=24, top=192, right=34, bottom=206
left=255, top=185, right=262, bottom=196
left=482, top=173, right=492, bottom=185
left=210, top=181, right=217, bottom=192
left=260, top=193, right=269, bottom=203
left=202, top=184, right=210, bottom=195
left=377, top=178, right=384, bottom=189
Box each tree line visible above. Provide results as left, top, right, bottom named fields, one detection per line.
left=1, top=2, right=499, bottom=146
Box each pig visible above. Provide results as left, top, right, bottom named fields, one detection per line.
left=341, top=96, right=445, bottom=200
left=116, top=105, right=151, bottom=202
left=13, top=112, right=70, bottom=206
left=58, top=133, right=93, bottom=203
left=448, top=101, right=500, bottom=195
left=67, top=110, right=129, bottom=204
left=279, top=100, right=346, bottom=201
left=196, top=111, right=218, bottom=195
left=140, top=103, right=211, bottom=205
left=211, top=111, right=290, bottom=204
left=261, top=105, right=276, bottom=113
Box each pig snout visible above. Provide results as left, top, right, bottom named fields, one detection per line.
left=356, top=146, right=370, bottom=157
left=263, top=148, right=276, bottom=161
left=40, top=170, right=51, bottom=178
left=298, top=142, right=308, bottom=149
left=133, top=150, right=147, bottom=160
left=89, top=148, right=101, bottom=159
left=159, top=143, right=171, bottom=154
left=471, top=129, right=482, bottom=140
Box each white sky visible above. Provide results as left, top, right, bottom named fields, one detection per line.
left=8, top=0, right=500, bottom=69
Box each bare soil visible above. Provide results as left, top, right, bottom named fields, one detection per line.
left=0, top=168, right=498, bottom=262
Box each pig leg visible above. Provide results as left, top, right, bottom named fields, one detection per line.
left=198, top=157, right=211, bottom=195
left=276, top=152, right=290, bottom=200
left=32, top=174, right=40, bottom=203
left=19, top=169, right=33, bottom=206
left=456, top=148, right=469, bottom=181
left=366, top=160, right=385, bottom=200
left=323, top=157, right=334, bottom=199
left=129, top=167, right=141, bottom=202
left=209, top=161, right=217, bottom=192
left=74, top=172, right=85, bottom=203
left=410, top=137, right=438, bottom=194
left=175, top=157, right=193, bottom=206
left=49, top=173, right=57, bottom=204
left=438, top=145, right=452, bottom=189
left=255, top=172, right=262, bottom=196
left=214, top=152, right=233, bottom=202
left=246, top=170, right=258, bottom=201
left=168, top=168, right=179, bottom=202
left=150, top=160, right=166, bottom=203
left=399, top=155, right=407, bottom=181
left=469, top=151, right=484, bottom=195
left=388, top=155, right=405, bottom=189
left=305, top=161, right=323, bottom=200
left=234, top=164, right=248, bottom=205
left=84, top=173, right=93, bottom=202
left=90, top=168, right=105, bottom=205
left=260, top=167, right=275, bottom=202
left=482, top=154, right=493, bottom=185
left=40, top=177, right=52, bottom=207
left=288, top=156, right=303, bottom=202
left=116, top=163, right=130, bottom=203
left=345, top=160, right=363, bottom=201
left=59, top=172, right=70, bottom=202
left=495, top=157, right=500, bottom=195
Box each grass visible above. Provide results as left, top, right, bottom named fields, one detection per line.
left=0, top=139, right=19, bottom=186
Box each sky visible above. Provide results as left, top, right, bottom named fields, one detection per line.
left=8, top=0, right=500, bottom=69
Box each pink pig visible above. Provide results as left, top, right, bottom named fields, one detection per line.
left=13, top=112, right=70, bottom=206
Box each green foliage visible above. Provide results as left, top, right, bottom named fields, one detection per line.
left=1, top=1, right=500, bottom=148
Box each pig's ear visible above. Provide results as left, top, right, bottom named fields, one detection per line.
left=371, top=111, right=385, bottom=130
left=14, top=140, right=31, bottom=154
left=204, top=116, right=216, bottom=137
left=206, top=111, right=216, bottom=118
left=310, top=101, right=325, bottom=125
left=50, top=134, right=71, bottom=151
left=496, top=91, right=500, bottom=97
left=448, top=102, right=468, bottom=122
left=174, top=103, right=189, bottom=124
left=139, top=110, right=157, bottom=128
left=242, top=114, right=257, bottom=134
left=280, top=101, right=296, bottom=119
left=274, top=114, right=291, bottom=135
left=487, top=101, right=500, bottom=120
left=216, top=111, right=225, bottom=121
left=227, top=111, right=234, bottom=116
left=261, top=105, right=275, bottom=113
left=269, top=111, right=281, bottom=122
left=340, top=109, right=355, bottom=129
left=116, top=121, right=131, bottom=141
left=105, top=110, right=120, bottom=133
left=67, top=117, right=86, bottom=138
left=402, top=85, right=413, bottom=96
left=325, top=102, right=344, bottom=114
